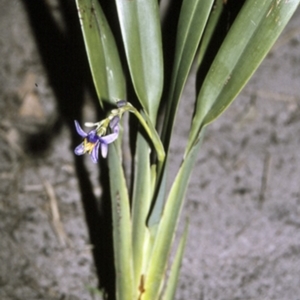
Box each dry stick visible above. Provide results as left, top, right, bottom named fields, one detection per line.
left=2, top=126, right=72, bottom=248
left=43, top=179, right=71, bottom=247
left=259, top=151, right=272, bottom=206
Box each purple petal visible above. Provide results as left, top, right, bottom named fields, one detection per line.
left=100, top=132, right=118, bottom=144
left=74, top=120, right=87, bottom=137
left=110, top=116, right=120, bottom=129
left=101, top=143, right=108, bottom=158
left=87, top=130, right=99, bottom=143
left=113, top=125, right=119, bottom=134
left=91, top=142, right=100, bottom=163
left=74, top=143, right=85, bottom=155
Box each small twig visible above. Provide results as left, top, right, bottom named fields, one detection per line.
left=259, top=152, right=272, bottom=206
left=43, top=180, right=71, bottom=247
left=255, top=90, right=298, bottom=103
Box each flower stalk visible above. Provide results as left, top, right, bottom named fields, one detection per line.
left=74, top=100, right=165, bottom=165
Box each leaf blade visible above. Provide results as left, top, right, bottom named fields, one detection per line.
left=76, top=0, right=125, bottom=105
left=108, top=141, right=134, bottom=300
left=115, top=0, right=163, bottom=121
left=161, top=221, right=189, bottom=300
left=148, top=0, right=214, bottom=231
left=187, top=0, right=300, bottom=153
left=162, top=0, right=214, bottom=146
left=131, top=133, right=152, bottom=293
left=143, top=131, right=204, bottom=300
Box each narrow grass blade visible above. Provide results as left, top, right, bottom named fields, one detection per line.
left=161, top=221, right=189, bottom=300
left=143, top=131, right=204, bottom=300
left=148, top=0, right=214, bottom=231
left=76, top=0, right=125, bottom=106
left=162, top=0, right=214, bottom=148
left=115, top=0, right=163, bottom=121
left=187, top=0, right=300, bottom=154
left=108, top=140, right=134, bottom=300
left=131, top=133, right=152, bottom=295
left=197, top=0, right=225, bottom=66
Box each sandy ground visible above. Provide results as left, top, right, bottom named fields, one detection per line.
left=0, top=1, right=300, bottom=300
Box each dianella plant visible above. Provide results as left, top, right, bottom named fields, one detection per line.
left=74, top=0, right=299, bottom=299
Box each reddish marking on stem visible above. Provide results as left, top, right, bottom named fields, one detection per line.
left=138, top=274, right=146, bottom=300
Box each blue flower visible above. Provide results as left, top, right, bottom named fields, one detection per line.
left=74, top=120, right=119, bottom=163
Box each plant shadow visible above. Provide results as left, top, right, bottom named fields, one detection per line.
left=21, top=0, right=116, bottom=298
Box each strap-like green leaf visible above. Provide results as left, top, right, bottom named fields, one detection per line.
left=197, top=0, right=225, bottom=66
left=76, top=0, right=125, bottom=105
left=115, top=0, right=163, bottom=122
left=108, top=140, right=134, bottom=300
left=143, top=132, right=204, bottom=300
left=162, top=0, right=214, bottom=148
left=161, top=221, right=189, bottom=300
left=148, top=0, right=213, bottom=231
left=131, top=133, right=152, bottom=294
left=187, top=0, right=300, bottom=154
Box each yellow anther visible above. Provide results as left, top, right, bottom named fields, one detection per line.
left=83, top=139, right=96, bottom=154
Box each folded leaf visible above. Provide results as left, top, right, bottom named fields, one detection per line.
left=115, top=0, right=163, bottom=122
left=161, top=220, right=189, bottom=300
left=148, top=0, right=214, bottom=231
left=197, top=0, right=225, bottom=66
left=108, top=140, right=134, bottom=300
left=131, top=133, right=152, bottom=293
left=187, top=0, right=300, bottom=154
left=143, top=131, right=204, bottom=300
left=76, top=0, right=125, bottom=105
left=162, top=0, right=214, bottom=149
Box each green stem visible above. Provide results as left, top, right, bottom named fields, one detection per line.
left=127, top=104, right=165, bottom=164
